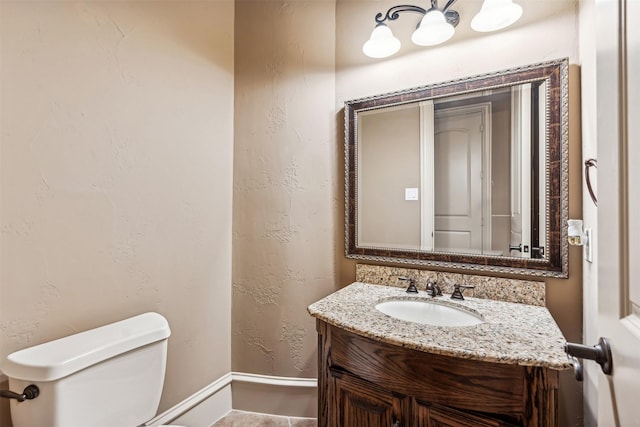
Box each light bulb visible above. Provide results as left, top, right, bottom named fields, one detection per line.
left=363, top=24, right=401, bottom=58
left=411, top=9, right=455, bottom=47
left=471, top=0, right=523, bottom=32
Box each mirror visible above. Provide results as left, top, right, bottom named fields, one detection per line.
left=345, top=59, right=568, bottom=277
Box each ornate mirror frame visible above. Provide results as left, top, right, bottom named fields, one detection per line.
left=344, top=59, right=569, bottom=278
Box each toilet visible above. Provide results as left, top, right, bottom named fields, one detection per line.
left=2, top=312, right=185, bottom=427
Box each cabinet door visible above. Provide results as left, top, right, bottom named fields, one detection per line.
left=414, top=400, right=520, bottom=427
left=331, top=370, right=407, bottom=427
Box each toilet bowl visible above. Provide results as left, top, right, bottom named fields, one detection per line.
left=1, top=312, right=185, bottom=427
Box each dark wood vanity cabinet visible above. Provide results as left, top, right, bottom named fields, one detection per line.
left=317, top=320, right=559, bottom=427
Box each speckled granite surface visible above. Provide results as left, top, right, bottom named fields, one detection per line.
left=308, top=282, right=570, bottom=370
left=356, top=264, right=546, bottom=306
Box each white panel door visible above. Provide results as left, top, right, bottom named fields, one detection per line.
left=596, top=0, right=640, bottom=425
left=433, top=106, right=485, bottom=253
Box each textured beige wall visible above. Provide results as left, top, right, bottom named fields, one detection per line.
left=0, top=0, right=234, bottom=420
left=232, top=0, right=337, bottom=382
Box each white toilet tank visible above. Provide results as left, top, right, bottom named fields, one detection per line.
left=2, top=312, right=171, bottom=427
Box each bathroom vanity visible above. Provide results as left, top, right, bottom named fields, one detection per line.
left=327, top=58, right=574, bottom=425
left=308, top=283, right=570, bottom=427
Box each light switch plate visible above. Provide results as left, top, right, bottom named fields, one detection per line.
left=405, top=188, right=419, bottom=201
left=585, top=228, right=593, bottom=263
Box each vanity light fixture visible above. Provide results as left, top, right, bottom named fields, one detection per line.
left=363, top=0, right=523, bottom=59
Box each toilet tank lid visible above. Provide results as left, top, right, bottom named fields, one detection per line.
left=2, top=312, right=171, bottom=382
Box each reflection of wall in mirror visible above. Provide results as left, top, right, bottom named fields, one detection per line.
left=358, top=105, right=420, bottom=249
left=487, top=93, right=512, bottom=256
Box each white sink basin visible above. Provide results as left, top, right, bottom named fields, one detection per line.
left=375, top=300, right=483, bottom=327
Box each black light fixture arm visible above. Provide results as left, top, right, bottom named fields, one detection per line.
left=374, top=0, right=460, bottom=27
left=374, top=5, right=428, bottom=25
left=442, top=0, right=459, bottom=12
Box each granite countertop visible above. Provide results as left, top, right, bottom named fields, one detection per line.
left=308, top=282, right=571, bottom=370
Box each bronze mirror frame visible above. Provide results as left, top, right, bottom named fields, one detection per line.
left=344, top=59, right=568, bottom=278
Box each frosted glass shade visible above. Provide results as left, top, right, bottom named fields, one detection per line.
left=411, top=9, right=455, bottom=47
left=471, top=0, right=523, bottom=32
left=363, top=24, right=401, bottom=58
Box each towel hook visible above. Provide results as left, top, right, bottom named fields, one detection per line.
left=585, top=158, right=597, bottom=206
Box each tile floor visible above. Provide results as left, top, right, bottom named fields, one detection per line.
left=212, top=410, right=317, bottom=427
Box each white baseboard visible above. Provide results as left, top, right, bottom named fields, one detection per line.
left=144, top=372, right=317, bottom=427
left=144, top=373, right=233, bottom=427
left=232, top=372, right=317, bottom=389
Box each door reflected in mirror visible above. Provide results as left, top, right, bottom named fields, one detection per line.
left=346, top=59, right=568, bottom=277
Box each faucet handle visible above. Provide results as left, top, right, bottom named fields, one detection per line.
left=451, top=284, right=475, bottom=300
left=398, top=277, right=418, bottom=294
